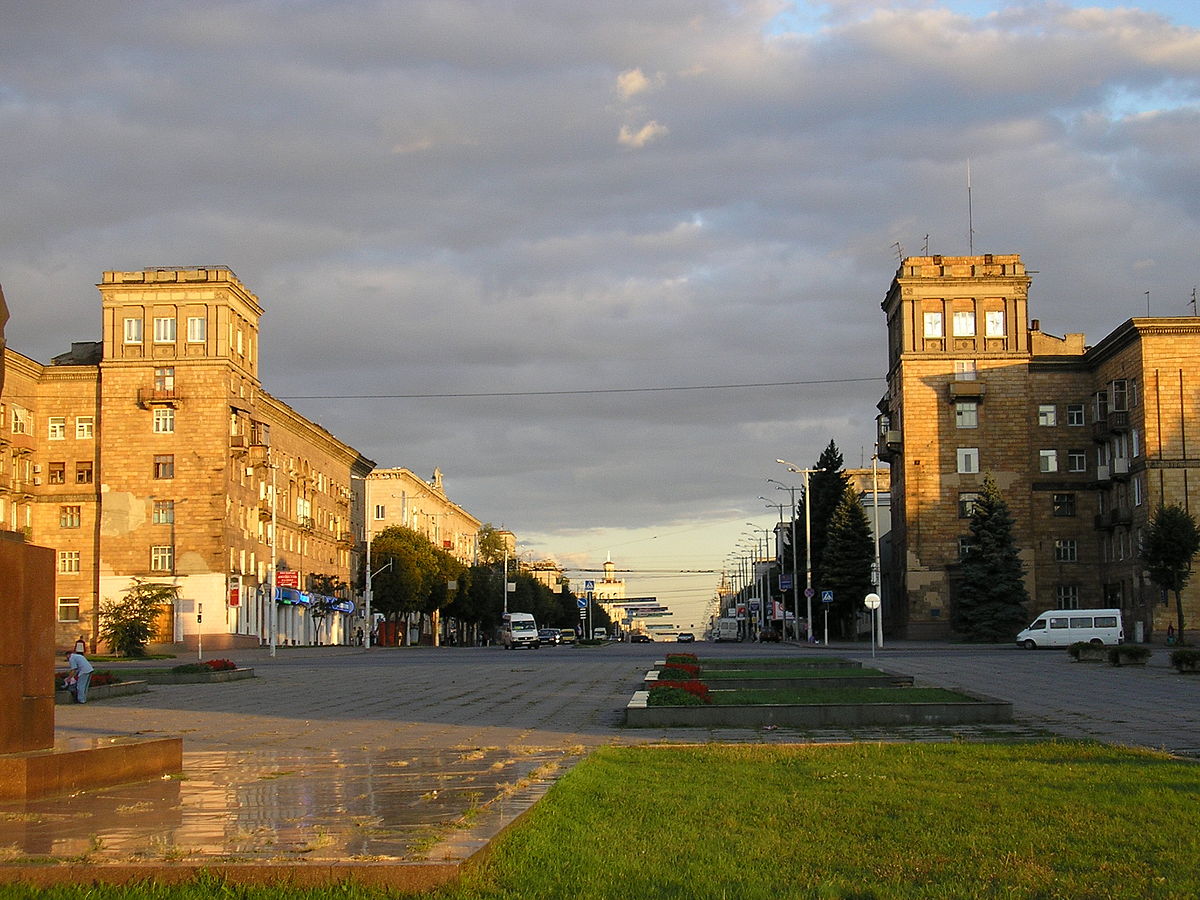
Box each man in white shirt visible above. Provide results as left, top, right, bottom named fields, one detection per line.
left=65, top=649, right=95, bottom=703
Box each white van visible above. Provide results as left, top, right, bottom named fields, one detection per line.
left=501, top=612, right=540, bottom=649
left=1016, top=609, right=1124, bottom=649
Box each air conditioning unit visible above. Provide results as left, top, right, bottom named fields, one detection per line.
left=33, top=477, right=42, bottom=486
left=32, top=464, right=42, bottom=474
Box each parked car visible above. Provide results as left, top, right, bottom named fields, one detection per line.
left=630, top=633, right=653, bottom=643
left=558, top=628, right=577, bottom=644
left=676, top=632, right=696, bottom=643
left=538, top=628, right=561, bottom=645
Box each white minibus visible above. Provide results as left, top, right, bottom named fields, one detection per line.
left=1015, top=608, right=1124, bottom=649
left=501, top=612, right=540, bottom=649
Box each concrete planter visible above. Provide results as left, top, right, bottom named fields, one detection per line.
left=141, top=667, right=255, bottom=684
left=654, top=674, right=914, bottom=691
left=625, top=690, right=1012, bottom=728
left=54, top=680, right=149, bottom=704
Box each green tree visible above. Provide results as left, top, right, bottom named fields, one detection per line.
left=309, top=573, right=347, bottom=644
left=99, top=579, right=178, bottom=657
left=809, top=441, right=851, bottom=593
left=477, top=524, right=508, bottom=565
left=821, top=489, right=876, bottom=638
left=952, top=475, right=1030, bottom=642
left=369, top=526, right=440, bottom=623
left=1142, top=503, right=1200, bottom=644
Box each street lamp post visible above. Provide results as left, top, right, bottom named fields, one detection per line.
left=759, top=497, right=789, bottom=635
left=767, top=478, right=800, bottom=641
left=746, top=523, right=772, bottom=640
left=777, top=460, right=824, bottom=644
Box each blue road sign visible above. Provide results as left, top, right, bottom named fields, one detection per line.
left=577, top=597, right=588, bottom=609
left=821, top=590, right=834, bottom=604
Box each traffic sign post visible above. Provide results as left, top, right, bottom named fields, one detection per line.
left=821, top=591, right=833, bottom=646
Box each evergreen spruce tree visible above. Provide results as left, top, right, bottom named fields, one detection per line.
left=821, top=490, right=876, bottom=638
left=808, top=440, right=851, bottom=594
left=952, top=475, right=1030, bottom=641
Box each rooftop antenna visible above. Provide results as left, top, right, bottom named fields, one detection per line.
left=893, top=241, right=904, bottom=263
left=923, top=234, right=930, bottom=255
left=1191, top=287, right=1197, bottom=316
left=967, top=159, right=974, bottom=255
left=1146, top=291, right=1151, bottom=316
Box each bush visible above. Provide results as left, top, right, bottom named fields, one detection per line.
left=647, top=681, right=712, bottom=706
left=658, top=662, right=700, bottom=680
left=665, top=653, right=699, bottom=665
left=1067, top=641, right=1106, bottom=660
left=205, top=658, right=237, bottom=671
left=55, top=671, right=120, bottom=689
left=1108, top=645, right=1151, bottom=666
left=1170, top=648, right=1200, bottom=672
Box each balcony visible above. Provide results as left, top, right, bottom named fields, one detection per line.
left=1091, top=410, right=1130, bottom=441
left=948, top=380, right=986, bottom=400
left=1094, top=507, right=1133, bottom=530
left=298, top=516, right=315, bottom=531
left=877, top=430, right=902, bottom=462
left=137, top=387, right=180, bottom=408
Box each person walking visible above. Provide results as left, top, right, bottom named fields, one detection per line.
left=65, top=648, right=95, bottom=703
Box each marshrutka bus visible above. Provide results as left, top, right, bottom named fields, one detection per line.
left=1015, top=609, right=1123, bottom=649
left=501, top=612, right=540, bottom=649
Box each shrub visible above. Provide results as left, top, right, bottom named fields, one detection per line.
left=665, top=653, right=699, bottom=665
left=1067, top=641, right=1105, bottom=660
left=1170, top=648, right=1200, bottom=672
left=170, top=663, right=210, bottom=674
left=647, top=681, right=712, bottom=706
left=205, top=659, right=237, bottom=671
left=55, top=671, right=120, bottom=689
left=1108, top=645, right=1151, bottom=666
left=658, top=662, right=700, bottom=680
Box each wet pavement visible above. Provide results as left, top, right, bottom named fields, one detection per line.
left=2, top=640, right=1198, bottom=877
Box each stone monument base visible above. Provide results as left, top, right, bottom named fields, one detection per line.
left=0, top=736, right=183, bottom=802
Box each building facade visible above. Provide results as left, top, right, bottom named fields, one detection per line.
left=1, top=267, right=374, bottom=651
left=878, top=253, right=1200, bottom=639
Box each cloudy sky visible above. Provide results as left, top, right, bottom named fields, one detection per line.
left=4, top=1, right=1200, bottom=627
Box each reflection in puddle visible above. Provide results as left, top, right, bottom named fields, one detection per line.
left=0, top=746, right=566, bottom=864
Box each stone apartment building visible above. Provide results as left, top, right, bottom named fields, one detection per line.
left=1, top=267, right=374, bottom=651
left=878, top=253, right=1200, bottom=640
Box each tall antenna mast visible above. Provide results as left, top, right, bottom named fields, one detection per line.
left=1191, top=287, right=1197, bottom=316
left=967, top=159, right=974, bottom=255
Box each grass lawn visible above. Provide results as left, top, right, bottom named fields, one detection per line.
left=701, top=656, right=857, bottom=669
left=709, top=685, right=973, bottom=705
left=703, top=665, right=890, bottom=680
left=7, top=742, right=1197, bottom=899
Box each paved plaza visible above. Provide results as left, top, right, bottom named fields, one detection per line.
left=3, top=640, right=1199, bottom=882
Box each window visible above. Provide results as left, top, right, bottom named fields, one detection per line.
left=958, top=492, right=981, bottom=518
left=154, top=367, right=175, bottom=391
left=1067, top=451, right=1087, bottom=473
left=151, top=545, right=174, bottom=572
left=153, top=500, right=175, bottom=524
left=60, top=505, right=82, bottom=528
left=1039, top=449, right=1059, bottom=473
left=187, top=316, right=206, bottom=343
left=1055, top=585, right=1080, bottom=609
left=1054, top=539, right=1078, bottom=562
left=957, top=448, right=979, bottom=474
left=954, top=359, right=977, bottom=381
left=48, top=462, right=66, bottom=484
left=76, top=416, right=94, bottom=439
left=75, top=461, right=93, bottom=484
left=952, top=310, right=976, bottom=337
left=1131, top=428, right=1140, bottom=458
left=1052, top=493, right=1076, bottom=517
left=1067, top=404, right=1085, bottom=426
left=958, top=537, right=973, bottom=559
left=985, top=310, right=1005, bottom=337
left=923, top=311, right=943, bottom=338
left=1134, top=475, right=1144, bottom=507
left=955, top=401, right=978, bottom=429
left=57, top=598, right=81, bottom=622
left=153, top=407, right=175, bottom=434
left=153, top=317, right=177, bottom=343
left=58, top=550, right=81, bottom=573
left=11, top=405, right=31, bottom=435
left=153, top=454, right=175, bottom=479
left=373, top=504, right=386, bottom=520
left=1038, top=405, right=1057, bottom=427
left=1111, top=379, right=1128, bottom=412
left=48, top=416, right=66, bottom=440
left=124, top=318, right=143, bottom=343
left=1094, top=390, right=1108, bottom=421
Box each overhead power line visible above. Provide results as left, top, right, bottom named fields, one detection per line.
left=278, top=375, right=883, bottom=401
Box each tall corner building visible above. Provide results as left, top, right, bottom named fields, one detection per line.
left=2, top=267, right=374, bottom=650
left=877, top=253, right=1200, bottom=640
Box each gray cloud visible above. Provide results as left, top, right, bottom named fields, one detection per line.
left=3, top=0, right=1199, bottom=621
